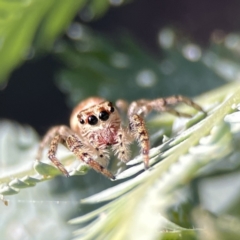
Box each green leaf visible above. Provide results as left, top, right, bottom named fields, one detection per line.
left=0, top=0, right=84, bottom=83
left=21, top=175, right=41, bottom=185
left=0, top=0, right=128, bottom=84
left=34, top=160, right=62, bottom=177
left=9, top=178, right=34, bottom=188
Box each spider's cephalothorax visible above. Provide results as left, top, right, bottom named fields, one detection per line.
left=36, top=96, right=205, bottom=180
left=71, top=98, right=122, bottom=148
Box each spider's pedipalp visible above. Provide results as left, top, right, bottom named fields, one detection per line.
left=112, top=127, right=132, bottom=163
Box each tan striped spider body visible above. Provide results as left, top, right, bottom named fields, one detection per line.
left=37, top=96, right=204, bottom=179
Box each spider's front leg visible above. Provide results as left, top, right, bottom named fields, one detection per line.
left=36, top=126, right=64, bottom=161
left=48, top=134, right=70, bottom=177
left=66, top=135, right=115, bottom=180
left=36, top=126, right=73, bottom=177
left=129, top=114, right=150, bottom=169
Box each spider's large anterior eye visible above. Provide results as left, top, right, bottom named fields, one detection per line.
left=99, top=111, right=109, bottom=121
left=88, top=115, right=98, bottom=125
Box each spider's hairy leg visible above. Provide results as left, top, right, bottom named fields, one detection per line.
left=36, top=126, right=74, bottom=177
left=36, top=126, right=60, bottom=160
left=48, top=135, right=70, bottom=177
left=66, top=135, right=115, bottom=180
left=148, top=95, right=206, bottom=117
left=36, top=126, right=72, bottom=160
left=129, top=114, right=150, bottom=169
left=163, top=95, right=205, bottom=112
left=128, top=95, right=206, bottom=118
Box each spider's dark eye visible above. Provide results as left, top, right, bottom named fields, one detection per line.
left=110, top=106, right=115, bottom=113
left=99, top=111, right=109, bottom=121
left=80, top=119, right=85, bottom=124
left=88, top=115, right=98, bottom=125
left=108, top=102, right=115, bottom=113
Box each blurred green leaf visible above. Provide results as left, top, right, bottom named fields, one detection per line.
left=0, top=0, right=130, bottom=85
left=193, top=209, right=240, bottom=240
left=34, top=160, right=62, bottom=177
left=0, top=0, right=87, bottom=84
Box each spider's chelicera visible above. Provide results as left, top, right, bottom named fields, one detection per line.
left=36, top=96, right=205, bottom=180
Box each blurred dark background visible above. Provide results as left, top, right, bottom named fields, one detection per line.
left=1, top=0, right=240, bottom=135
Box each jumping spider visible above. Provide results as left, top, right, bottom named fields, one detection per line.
left=36, top=96, right=205, bottom=180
